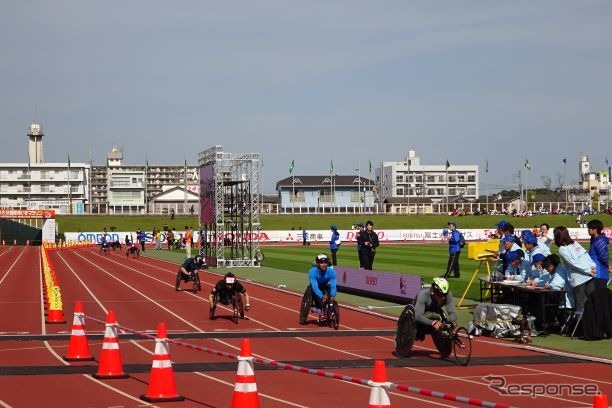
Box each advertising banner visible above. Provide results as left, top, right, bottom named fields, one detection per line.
left=64, top=227, right=605, bottom=245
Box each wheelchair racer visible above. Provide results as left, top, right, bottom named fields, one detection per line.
left=413, top=277, right=457, bottom=340
left=177, top=255, right=206, bottom=287
left=209, top=272, right=251, bottom=319
left=308, top=253, right=337, bottom=323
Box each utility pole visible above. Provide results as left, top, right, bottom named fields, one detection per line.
left=518, top=170, right=523, bottom=213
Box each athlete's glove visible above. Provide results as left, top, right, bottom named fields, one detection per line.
left=245, top=304, right=251, bottom=312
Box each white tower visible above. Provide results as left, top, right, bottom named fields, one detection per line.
left=107, top=146, right=123, bottom=167
left=579, top=155, right=590, bottom=182
left=27, top=123, right=44, bottom=164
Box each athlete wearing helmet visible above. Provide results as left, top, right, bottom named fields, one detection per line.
left=209, top=272, right=251, bottom=319
left=414, top=277, right=457, bottom=338
left=307, top=254, right=337, bottom=322
left=176, top=255, right=206, bottom=291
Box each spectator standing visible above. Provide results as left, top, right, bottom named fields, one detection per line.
left=554, top=226, right=596, bottom=312
left=154, top=227, right=162, bottom=250
left=587, top=219, right=610, bottom=290
left=167, top=227, right=175, bottom=250
left=355, top=222, right=365, bottom=268
left=137, top=229, right=146, bottom=252
left=301, top=227, right=308, bottom=246
left=329, top=225, right=341, bottom=266
left=443, top=221, right=463, bottom=278
left=358, top=220, right=379, bottom=270
left=184, top=226, right=193, bottom=258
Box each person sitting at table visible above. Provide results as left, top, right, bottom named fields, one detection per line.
left=495, top=235, right=522, bottom=273
left=537, top=254, right=574, bottom=309
left=525, top=253, right=546, bottom=286
left=504, top=249, right=530, bottom=281
left=521, top=230, right=551, bottom=263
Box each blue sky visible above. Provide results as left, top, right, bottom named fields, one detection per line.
left=1, top=1, right=611, bottom=193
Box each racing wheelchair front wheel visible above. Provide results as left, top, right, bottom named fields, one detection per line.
left=299, top=286, right=313, bottom=325
left=328, top=300, right=340, bottom=330
left=395, top=305, right=416, bottom=358
left=452, top=326, right=472, bottom=366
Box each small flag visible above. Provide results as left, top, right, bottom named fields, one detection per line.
left=145, top=157, right=149, bottom=171
left=330, top=160, right=334, bottom=174
left=289, top=159, right=295, bottom=174
left=369, top=159, right=372, bottom=173
left=67, top=154, right=71, bottom=169
left=563, top=158, right=567, bottom=164
left=445, top=160, right=450, bottom=170
left=485, top=160, right=488, bottom=173
left=105, top=157, right=109, bottom=169
left=606, top=157, right=610, bottom=166
left=524, top=158, right=531, bottom=170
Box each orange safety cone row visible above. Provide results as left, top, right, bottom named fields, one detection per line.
left=231, top=339, right=260, bottom=408
left=92, top=310, right=129, bottom=379
left=593, top=394, right=608, bottom=408
left=64, top=301, right=94, bottom=361
left=368, top=360, right=392, bottom=407
left=141, top=322, right=184, bottom=402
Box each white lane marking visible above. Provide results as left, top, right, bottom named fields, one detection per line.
left=0, top=400, right=14, bottom=408
left=0, top=249, right=25, bottom=286
left=505, top=364, right=612, bottom=385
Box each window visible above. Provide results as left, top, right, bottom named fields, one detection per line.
left=396, top=188, right=404, bottom=196
left=396, top=174, right=404, bottom=183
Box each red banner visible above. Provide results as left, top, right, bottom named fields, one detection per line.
left=0, top=209, right=56, bottom=219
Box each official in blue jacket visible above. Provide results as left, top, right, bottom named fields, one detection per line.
left=329, top=225, right=341, bottom=266
left=587, top=219, right=610, bottom=290
left=443, top=221, right=462, bottom=278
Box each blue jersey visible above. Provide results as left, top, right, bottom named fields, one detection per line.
left=308, top=265, right=337, bottom=299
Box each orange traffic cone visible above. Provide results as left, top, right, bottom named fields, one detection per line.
left=140, top=323, right=184, bottom=402
left=231, top=339, right=260, bottom=408
left=92, top=310, right=129, bottom=379
left=64, top=301, right=94, bottom=361
left=593, top=394, right=608, bottom=408
left=367, top=360, right=392, bottom=407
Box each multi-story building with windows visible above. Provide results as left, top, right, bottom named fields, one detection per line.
left=377, top=150, right=479, bottom=213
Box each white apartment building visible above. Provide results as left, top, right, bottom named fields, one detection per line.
left=377, top=150, right=479, bottom=213
left=0, top=162, right=90, bottom=213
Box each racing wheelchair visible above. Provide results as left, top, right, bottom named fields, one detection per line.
left=395, top=305, right=472, bottom=366
left=175, top=267, right=202, bottom=292
left=125, top=243, right=140, bottom=259
left=100, top=241, right=110, bottom=255
left=209, top=292, right=243, bottom=324
left=298, top=285, right=340, bottom=330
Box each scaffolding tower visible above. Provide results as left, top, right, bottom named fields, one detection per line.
left=198, top=145, right=261, bottom=267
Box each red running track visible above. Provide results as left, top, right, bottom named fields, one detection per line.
left=0, top=246, right=610, bottom=407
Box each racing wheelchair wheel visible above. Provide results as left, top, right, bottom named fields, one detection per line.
left=175, top=269, right=182, bottom=291
left=452, top=326, right=472, bottom=366
left=432, top=328, right=453, bottom=358
left=327, top=300, right=340, bottom=330
left=209, top=293, right=218, bottom=320
left=299, top=286, right=313, bottom=325
left=192, top=272, right=201, bottom=292
left=232, top=298, right=239, bottom=324
left=395, top=304, right=416, bottom=358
